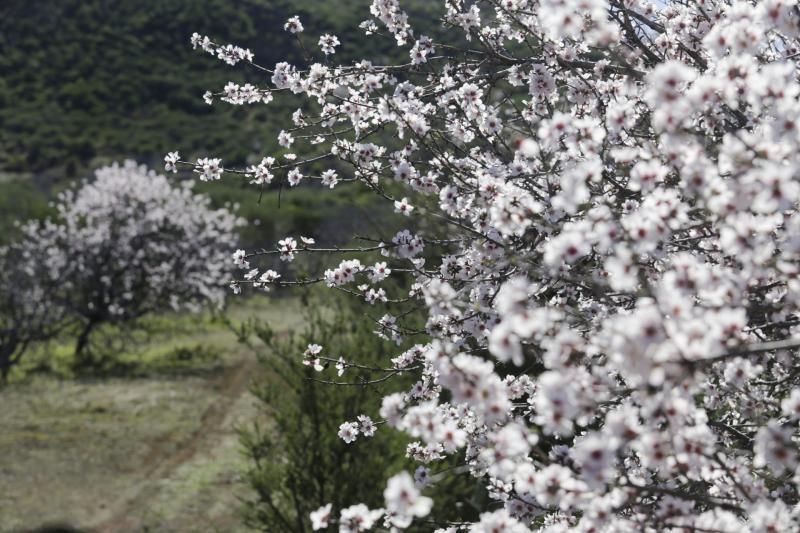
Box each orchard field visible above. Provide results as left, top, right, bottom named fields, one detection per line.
left=0, top=298, right=302, bottom=531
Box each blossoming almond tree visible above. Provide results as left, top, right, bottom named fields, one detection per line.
left=175, top=1, right=800, bottom=530
left=16, top=161, right=245, bottom=365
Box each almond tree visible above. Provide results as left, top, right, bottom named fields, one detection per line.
left=16, top=160, right=245, bottom=366
left=176, top=1, right=800, bottom=530
left=0, top=245, right=64, bottom=380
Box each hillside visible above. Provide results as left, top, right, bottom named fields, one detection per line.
left=0, top=0, right=438, bottom=180
left=0, top=0, right=443, bottom=248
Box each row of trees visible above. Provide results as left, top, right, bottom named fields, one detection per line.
left=181, top=0, right=800, bottom=531
left=0, top=161, right=243, bottom=377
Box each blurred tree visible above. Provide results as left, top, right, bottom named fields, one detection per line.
left=0, top=246, right=65, bottom=380
left=13, top=161, right=245, bottom=368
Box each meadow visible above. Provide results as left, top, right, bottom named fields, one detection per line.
left=0, top=296, right=303, bottom=531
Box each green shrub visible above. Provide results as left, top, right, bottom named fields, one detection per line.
left=238, top=296, right=408, bottom=532
left=238, top=293, right=484, bottom=532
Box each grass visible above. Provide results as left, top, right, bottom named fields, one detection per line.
left=0, top=294, right=303, bottom=532
left=0, top=376, right=216, bottom=530
left=10, top=294, right=304, bottom=382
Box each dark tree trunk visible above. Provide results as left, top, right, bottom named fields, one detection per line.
left=73, top=320, right=96, bottom=368
left=0, top=331, right=20, bottom=383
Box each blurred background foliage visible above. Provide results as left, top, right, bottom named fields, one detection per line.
left=237, top=290, right=485, bottom=532
left=0, top=0, right=442, bottom=247
left=1, top=0, right=393, bottom=176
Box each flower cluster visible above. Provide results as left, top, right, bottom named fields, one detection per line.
left=318, top=34, right=341, bottom=55
left=338, top=415, right=377, bottom=444
left=190, top=32, right=253, bottom=65
left=182, top=1, right=800, bottom=531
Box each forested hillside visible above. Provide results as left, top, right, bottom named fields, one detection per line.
left=0, top=0, right=436, bottom=178
left=0, top=0, right=440, bottom=246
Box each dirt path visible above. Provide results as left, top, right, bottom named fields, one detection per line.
left=0, top=353, right=265, bottom=533
left=0, top=298, right=305, bottom=533
left=88, top=354, right=261, bottom=533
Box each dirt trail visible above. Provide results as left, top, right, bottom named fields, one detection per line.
left=0, top=352, right=261, bottom=533
left=89, top=354, right=259, bottom=532
left=0, top=298, right=302, bottom=533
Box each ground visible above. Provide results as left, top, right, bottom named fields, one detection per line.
left=0, top=296, right=303, bottom=533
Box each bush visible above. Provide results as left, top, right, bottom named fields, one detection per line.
left=238, top=293, right=482, bottom=532
left=238, top=295, right=408, bottom=532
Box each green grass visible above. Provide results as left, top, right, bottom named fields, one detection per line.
left=0, top=367, right=252, bottom=531
left=0, top=294, right=305, bottom=532
left=10, top=294, right=305, bottom=382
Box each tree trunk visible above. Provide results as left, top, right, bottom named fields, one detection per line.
left=0, top=360, right=10, bottom=384
left=0, top=331, right=20, bottom=384
left=73, top=320, right=96, bottom=369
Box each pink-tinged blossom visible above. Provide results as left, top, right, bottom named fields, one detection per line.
left=318, top=34, right=340, bottom=55
left=164, top=151, right=179, bottom=173
left=393, top=197, right=414, bottom=216
left=339, top=504, right=383, bottom=532
left=383, top=471, right=433, bottom=528
left=278, top=237, right=298, bottom=261
left=754, top=421, right=798, bottom=475
left=338, top=421, right=359, bottom=443
left=287, top=168, right=303, bottom=186
left=284, top=16, right=304, bottom=34
left=185, top=2, right=800, bottom=529
left=195, top=157, right=222, bottom=181
left=470, top=509, right=530, bottom=533
left=354, top=415, right=375, bottom=438
left=310, top=503, right=331, bottom=530
left=321, top=169, right=339, bottom=188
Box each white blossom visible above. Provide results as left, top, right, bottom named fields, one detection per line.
left=318, top=34, right=340, bottom=55
left=186, top=2, right=800, bottom=529
left=383, top=471, right=433, bottom=528
left=338, top=421, right=359, bottom=443
left=284, top=16, right=304, bottom=34
left=310, top=503, right=331, bottom=530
